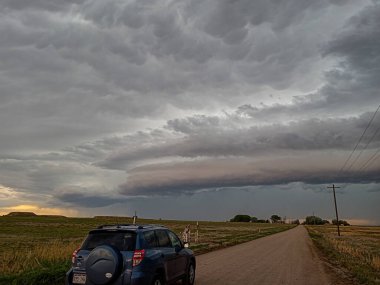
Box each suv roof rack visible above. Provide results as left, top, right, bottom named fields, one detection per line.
left=96, top=224, right=167, bottom=230
left=97, top=224, right=134, bottom=229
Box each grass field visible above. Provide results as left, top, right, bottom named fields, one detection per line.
left=0, top=215, right=295, bottom=285
left=306, top=225, right=380, bottom=285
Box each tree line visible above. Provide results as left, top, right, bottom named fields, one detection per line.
left=303, top=215, right=350, bottom=226
left=230, top=214, right=350, bottom=225
left=230, top=214, right=283, bottom=224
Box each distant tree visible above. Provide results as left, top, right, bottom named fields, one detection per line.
left=251, top=216, right=258, bottom=223
left=332, top=219, right=350, bottom=226
left=256, top=219, right=269, bottom=223
left=270, top=215, right=281, bottom=223
left=291, top=219, right=300, bottom=225
left=322, top=220, right=330, bottom=224
left=305, top=216, right=324, bottom=225
left=230, top=215, right=251, bottom=222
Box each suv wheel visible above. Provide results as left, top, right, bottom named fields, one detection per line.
left=152, top=275, right=164, bottom=285
left=183, top=262, right=195, bottom=285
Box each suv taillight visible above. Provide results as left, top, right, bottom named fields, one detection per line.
left=132, top=249, right=145, bottom=267
left=71, top=247, right=80, bottom=263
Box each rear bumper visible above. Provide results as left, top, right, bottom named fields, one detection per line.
left=65, top=269, right=73, bottom=285
left=65, top=268, right=133, bottom=285
left=130, top=271, right=154, bottom=285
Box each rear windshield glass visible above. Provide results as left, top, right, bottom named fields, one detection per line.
left=82, top=231, right=136, bottom=251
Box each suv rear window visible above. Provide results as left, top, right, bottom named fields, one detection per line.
left=82, top=231, right=136, bottom=251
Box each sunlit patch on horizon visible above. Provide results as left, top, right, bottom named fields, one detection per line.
left=0, top=204, right=78, bottom=217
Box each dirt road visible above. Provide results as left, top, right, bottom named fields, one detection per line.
left=195, top=225, right=334, bottom=285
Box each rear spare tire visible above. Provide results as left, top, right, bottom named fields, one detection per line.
left=86, top=245, right=123, bottom=285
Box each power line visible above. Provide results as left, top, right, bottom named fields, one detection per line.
left=346, top=125, right=380, bottom=172
left=339, top=104, right=380, bottom=174
left=359, top=148, right=380, bottom=171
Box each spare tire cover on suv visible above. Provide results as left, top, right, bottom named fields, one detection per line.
left=86, top=245, right=123, bottom=285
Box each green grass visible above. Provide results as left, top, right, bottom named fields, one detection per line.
left=1, top=262, right=70, bottom=285
left=0, top=215, right=295, bottom=285
left=306, top=225, right=380, bottom=285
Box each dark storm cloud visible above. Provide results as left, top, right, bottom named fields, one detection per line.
left=0, top=159, right=94, bottom=193
left=235, top=1, right=380, bottom=121
left=118, top=158, right=380, bottom=196
left=98, top=113, right=380, bottom=170
left=323, top=3, right=380, bottom=98
left=54, top=187, right=128, bottom=208
left=0, top=0, right=362, bottom=148
left=0, top=0, right=379, bottom=222
left=109, top=110, right=380, bottom=196
left=325, top=3, right=380, bottom=68
left=0, top=0, right=81, bottom=12
left=201, top=0, right=325, bottom=38
left=0, top=127, right=178, bottom=200
left=0, top=0, right=365, bottom=156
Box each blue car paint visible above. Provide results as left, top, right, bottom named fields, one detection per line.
left=65, top=224, right=195, bottom=285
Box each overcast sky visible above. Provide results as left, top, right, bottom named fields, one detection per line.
left=0, top=0, right=379, bottom=224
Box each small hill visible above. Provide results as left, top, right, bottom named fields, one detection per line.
left=39, top=215, right=67, bottom=218
left=6, top=212, right=37, bottom=217
left=94, top=215, right=130, bottom=219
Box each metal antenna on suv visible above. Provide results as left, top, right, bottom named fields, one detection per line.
left=133, top=211, right=137, bottom=225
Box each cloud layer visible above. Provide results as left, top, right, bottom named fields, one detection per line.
left=0, top=0, right=379, bottom=222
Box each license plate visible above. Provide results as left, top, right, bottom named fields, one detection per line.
left=73, top=273, right=86, bottom=284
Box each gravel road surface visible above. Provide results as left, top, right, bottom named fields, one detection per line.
left=195, top=225, right=334, bottom=285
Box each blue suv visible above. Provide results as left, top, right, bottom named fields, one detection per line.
left=66, top=224, right=196, bottom=285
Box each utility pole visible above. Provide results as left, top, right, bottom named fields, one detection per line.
left=327, top=184, right=341, bottom=236
left=195, top=221, right=199, bottom=243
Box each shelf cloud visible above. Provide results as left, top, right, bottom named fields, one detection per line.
left=0, top=0, right=379, bottom=223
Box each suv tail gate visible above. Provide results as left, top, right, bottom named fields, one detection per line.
left=71, top=230, right=136, bottom=285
